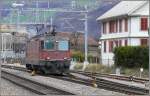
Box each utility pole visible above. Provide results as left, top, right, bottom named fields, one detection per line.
left=82, top=5, right=89, bottom=71
left=36, top=1, right=39, bottom=23
left=148, top=0, right=150, bottom=94
left=0, top=33, right=2, bottom=91
left=148, top=24, right=150, bottom=95
left=148, top=27, right=150, bottom=94
left=50, top=16, right=53, bottom=32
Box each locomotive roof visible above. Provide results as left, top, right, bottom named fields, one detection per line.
left=29, top=32, right=98, bottom=46
left=30, top=32, right=69, bottom=41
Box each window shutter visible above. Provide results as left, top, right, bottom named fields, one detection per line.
left=141, top=17, right=148, bottom=31
left=141, top=39, right=148, bottom=46
left=109, top=41, right=113, bottom=52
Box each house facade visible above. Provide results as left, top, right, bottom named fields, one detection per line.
left=97, top=1, right=149, bottom=66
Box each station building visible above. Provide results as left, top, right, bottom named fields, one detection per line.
left=97, top=1, right=149, bottom=66
left=0, top=24, right=28, bottom=63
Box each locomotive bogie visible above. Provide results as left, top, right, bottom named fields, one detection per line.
left=26, top=60, right=70, bottom=74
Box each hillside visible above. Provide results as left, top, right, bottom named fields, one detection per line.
left=0, top=0, right=120, bottom=39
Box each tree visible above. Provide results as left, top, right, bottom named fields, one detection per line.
left=113, top=46, right=149, bottom=69
left=70, top=32, right=80, bottom=50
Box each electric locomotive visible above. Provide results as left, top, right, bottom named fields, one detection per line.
left=25, top=27, right=71, bottom=74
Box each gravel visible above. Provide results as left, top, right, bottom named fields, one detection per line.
left=2, top=68, right=125, bottom=96
left=0, top=78, right=38, bottom=96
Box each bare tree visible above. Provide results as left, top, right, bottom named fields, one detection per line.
left=71, top=31, right=80, bottom=50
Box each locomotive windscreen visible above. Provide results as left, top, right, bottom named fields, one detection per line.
left=40, top=37, right=69, bottom=51
left=44, top=39, right=54, bottom=49
left=58, top=41, right=69, bottom=51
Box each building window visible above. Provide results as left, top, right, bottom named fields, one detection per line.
left=125, top=39, right=128, bottom=46
left=109, top=21, right=115, bottom=33
left=119, top=40, right=122, bottom=46
left=141, top=17, right=148, bottom=31
left=103, top=22, right=107, bottom=34
left=125, top=18, right=128, bottom=32
left=109, top=41, right=113, bottom=52
left=104, top=41, right=106, bottom=53
left=119, top=19, right=122, bottom=32
left=141, top=39, right=148, bottom=46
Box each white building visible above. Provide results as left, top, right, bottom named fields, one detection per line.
left=0, top=25, right=28, bottom=63
left=97, top=1, right=149, bottom=66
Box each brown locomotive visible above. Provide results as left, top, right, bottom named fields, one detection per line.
left=26, top=31, right=71, bottom=74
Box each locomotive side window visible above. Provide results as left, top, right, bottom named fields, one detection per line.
left=58, top=41, right=69, bottom=51
left=41, top=40, right=44, bottom=49
left=44, top=39, right=54, bottom=49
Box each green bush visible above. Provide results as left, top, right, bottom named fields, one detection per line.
left=113, top=46, right=149, bottom=69
left=71, top=51, right=84, bottom=62
left=71, top=51, right=96, bottom=63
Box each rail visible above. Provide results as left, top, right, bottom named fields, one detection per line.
left=1, top=68, right=73, bottom=95
left=1, top=65, right=149, bottom=95
left=71, top=70, right=149, bottom=83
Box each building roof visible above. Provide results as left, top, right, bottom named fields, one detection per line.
left=97, top=1, right=148, bottom=20
left=0, top=24, right=28, bottom=34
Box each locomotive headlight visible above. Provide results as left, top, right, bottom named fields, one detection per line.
left=47, top=57, right=50, bottom=60
left=64, top=57, right=67, bottom=60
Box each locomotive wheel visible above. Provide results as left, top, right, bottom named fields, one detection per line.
left=58, top=72, right=64, bottom=76
left=40, top=70, right=46, bottom=75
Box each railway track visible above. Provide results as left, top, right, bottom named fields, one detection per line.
left=72, top=70, right=149, bottom=84
left=1, top=69, right=73, bottom=95
left=1, top=64, right=149, bottom=95
left=71, top=71, right=149, bottom=95
left=54, top=73, right=148, bottom=95
left=3, top=65, right=148, bottom=84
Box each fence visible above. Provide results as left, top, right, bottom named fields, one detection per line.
left=72, top=57, right=100, bottom=64
left=72, top=58, right=114, bottom=65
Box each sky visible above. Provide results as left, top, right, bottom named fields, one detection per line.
left=0, top=0, right=120, bottom=38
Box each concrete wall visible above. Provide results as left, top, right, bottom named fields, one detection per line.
left=130, top=17, right=148, bottom=37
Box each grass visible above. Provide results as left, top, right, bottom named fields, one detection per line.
left=73, top=63, right=115, bottom=74
left=73, top=63, right=149, bottom=78
left=121, top=68, right=149, bottom=78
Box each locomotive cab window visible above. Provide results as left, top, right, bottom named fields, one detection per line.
left=40, top=40, right=44, bottom=49
left=58, top=41, right=69, bottom=51
left=44, top=39, right=54, bottom=49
